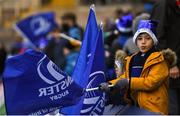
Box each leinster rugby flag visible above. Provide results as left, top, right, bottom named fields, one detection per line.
left=60, top=5, right=100, bottom=114
left=14, top=12, right=57, bottom=47
left=2, top=50, right=84, bottom=115
left=80, top=25, right=106, bottom=115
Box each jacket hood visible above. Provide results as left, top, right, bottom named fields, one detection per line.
left=115, top=50, right=127, bottom=62
left=115, top=50, right=127, bottom=69
left=161, top=48, right=177, bottom=68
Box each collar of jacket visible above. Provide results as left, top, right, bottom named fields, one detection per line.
left=125, top=52, right=164, bottom=77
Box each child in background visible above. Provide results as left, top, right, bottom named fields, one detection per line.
left=114, top=50, right=127, bottom=77
left=102, top=50, right=127, bottom=115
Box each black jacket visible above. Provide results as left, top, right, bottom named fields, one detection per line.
left=151, top=0, right=180, bottom=88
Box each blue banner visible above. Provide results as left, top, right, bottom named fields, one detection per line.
left=72, top=6, right=98, bottom=85
left=3, top=50, right=84, bottom=115
left=14, top=12, right=57, bottom=47
left=60, top=5, right=99, bottom=114
left=80, top=26, right=106, bottom=115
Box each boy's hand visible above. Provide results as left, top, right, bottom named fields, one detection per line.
left=99, top=82, right=110, bottom=92
left=114, top=78, right=129, bottom=89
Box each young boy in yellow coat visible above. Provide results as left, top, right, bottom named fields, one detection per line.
left=100, top=20, right=177, bottom=114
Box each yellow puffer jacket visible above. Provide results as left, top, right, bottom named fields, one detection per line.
left=110, top=52, right=169, bottom=114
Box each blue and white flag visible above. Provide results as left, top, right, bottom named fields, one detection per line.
left=14, top=12, right=57, bottom=47
left=60, top=5, right=99, bottom=114
left=3, top=50, right=84, bottom=115
left=72, top=5, right=99, bottom=85
left=80, top=25, right=106, bottom=115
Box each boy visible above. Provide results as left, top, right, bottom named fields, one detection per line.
left=100, top=20, right=176, bottom=114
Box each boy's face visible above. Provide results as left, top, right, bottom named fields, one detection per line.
left=136, top=33, right=154, bottom=53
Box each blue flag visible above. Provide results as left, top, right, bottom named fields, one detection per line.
left=14, top=12, right=57, bottom=47
left=80, top=26, right=106, bottom=115
left=72, top=5, right=98, bottom=85
left=60, top=5, right=99, bottom=114
left=3, top=50, right=84, bottom=115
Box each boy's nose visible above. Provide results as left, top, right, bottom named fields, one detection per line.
left=142, top=38, right=146, bottom=43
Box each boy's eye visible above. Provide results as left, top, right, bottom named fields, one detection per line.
left=146, top=37, right=151, bottom=40
left=137, top=37, right=142, bottom=40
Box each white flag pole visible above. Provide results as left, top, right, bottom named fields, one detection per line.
left=47, top=32, right=82, bottom=46
left=86, top=84, right=114, bottom=92
left=59, top=33, right=81, bottom=45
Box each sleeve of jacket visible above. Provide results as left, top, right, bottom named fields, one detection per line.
left=130, top=61, right=169, bottom=91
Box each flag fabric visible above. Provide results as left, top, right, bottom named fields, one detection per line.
left=72, top=5, right=99, bottom=85
left=80, top=26, right=106, bottom=115
left=2, top=49, right=84, bottom=115
left=60, top=5, right=100, bottom=114
left=14, top=12, right=57, bottom=47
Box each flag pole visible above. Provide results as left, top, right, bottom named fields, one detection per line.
left=47, top=33, right=82, bottom=46
left=86, top=84, right=114, bottom=92
left=58, top=33, right=82, bottom=45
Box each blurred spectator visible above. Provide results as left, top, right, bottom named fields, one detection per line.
left=10, top=36, right=25, bottom=55
left=45, top=28, right=67, bottom=70
left=104, top=8, right=124, bottom=47
left=103, top=50, right=128, bottom=114
left=105, top=46, right=116, bottom=81
left=144, top=2, right=153, bottom=14
left=61, top=12, right=84, bottom=41
left=104, top=17, right=115, bottom=32
left=123, top=13, right=150, bottom=55
left=63, top=40, right=79, bottom=76
left=0, top=41, right=7, bottom=80
left=10, top=35, right=36, bottom=56
left=104, top=10, right=129, bottom=81
left=150, top=0, right=180, bottom=114
left=115, top=8, right=124, bottom=19
left=142, top=0, right=156, bottom=14
left=114, top=50, right=127, bottom=77
left=112, top=13, right=133, bottom=51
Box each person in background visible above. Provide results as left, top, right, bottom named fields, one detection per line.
left=114, top=50, right=127, bottom=78
left=150, top=0, right=180, bottom=114
left=100, top=20, right=177, bottom=114
left=61, top=12, right=83, bottom=41
left=62, top=40, right=79, bottom=76
left=10, top=36, right=24, bottom=55
left=104, top=45, right=116, bottom=81
left=102, top=50, right=128, bottom=114
left=45, top=28, right=67, bottom=70
left=0, top=41, right=7, bottom=81
left=103, top=9, right=126, bottom=80
left=112, top=13, right=133, bottom=52
left=104, top=8, right=124, bottom=47
left=45, top=27, right=81, bottom=71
